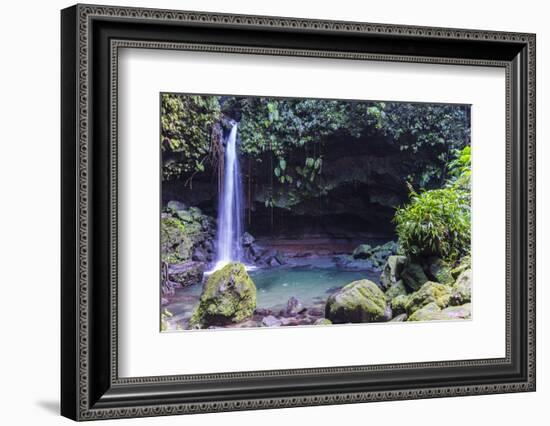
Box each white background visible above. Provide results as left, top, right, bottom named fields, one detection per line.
left=0, top=0, right=547, bottom=425
left=119, top=49, right=505, bottom=377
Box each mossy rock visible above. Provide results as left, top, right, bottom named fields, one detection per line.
left=407, top=302, right=442, bottom=321
left=401, top=262, right=429, bottom=291
left=380, top=255, right=408, bottom=290
left=391, top=294, right=409, bottom=316
left=385, top=279, right=407, bottom=301
left=314, top=318, right=332, bottom=326
left=189, top=263, right=256, bottom=328
left=451, top=255, right=471, bottom=280
left=408, top=302, right=471, bottom=322
left=325, top=279, right=390, bottom=324
left=405, top=281, right=452, bottom=315
left=425, top=257, right=454, bottom=285
left=449, top=269, right=472, bottom=306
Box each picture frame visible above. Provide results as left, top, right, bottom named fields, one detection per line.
left=61, top=3, right=536, bottom=421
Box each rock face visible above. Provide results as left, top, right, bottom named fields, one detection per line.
left=161, top=203, right=215, bottom=264
left=449, top=269, right=472, bottom=306
left=405, top=281, right=452, bottom=315
left=380, top=255, right=408, bottom=290
left=167, top=261, right=204, bottom=287
left=189, top=263, right=256, bottom=328
left=325, top=279, right=390, bottom=323
left=401, top=262, right=429, bottom=291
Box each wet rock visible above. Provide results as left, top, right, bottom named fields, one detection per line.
left=189, top=262, right=256, bottom=328
left=352, top=244, right=373, bottom=259
left=325, top=279, right=390, bottom=324
left=262, top=315, right=283, bottom=327
left=390, top=313, right=408, bottom=322
left=241, top=232, right=255, bottom=246
left=192, top=247, right=208, bottom=263
left=285, top=297, right=306, bottom=316
left=167, top=261, right=204, bottom=287
left=254, top=308, right=273, bottom=316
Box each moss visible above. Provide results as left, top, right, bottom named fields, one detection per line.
left=449, top=269, right=472, bottom=306
left=189, top=263, right=257, bottom=328
left=325, top=280, right=388, bottom=323
left=314, top=318, right=332, bottom=325
left=391, top=294, right=409, bottom=316
left=407, top=302, right=441, bottom=321
left=385, top=280, right=407, bottom=301
left=405, top=281, right=452, bottom=315
left=451, top=255, right=471, bottom=280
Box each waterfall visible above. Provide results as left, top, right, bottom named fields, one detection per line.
left=213, top=122, right=243, bottom=269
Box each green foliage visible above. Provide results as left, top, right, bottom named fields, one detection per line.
left=394, top=147, right=471, bottom=262
left=160, top=94, right=221, bottom=180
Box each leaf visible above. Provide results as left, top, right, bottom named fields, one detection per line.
left=306, top=157, right=314, bottom=168
left=279, top=158, right=287, bottom=171
left=274, top=167, right=281, bottom=177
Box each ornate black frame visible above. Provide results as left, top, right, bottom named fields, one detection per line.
left=61, top=4, right=536, bottom=421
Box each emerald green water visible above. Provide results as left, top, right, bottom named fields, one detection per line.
left=175, top=266, right=379, bottom=312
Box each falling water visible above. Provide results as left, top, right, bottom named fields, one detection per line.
left=213, top=122, right=243, bottom=269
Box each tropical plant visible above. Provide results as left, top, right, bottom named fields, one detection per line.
left=394, top=147, right=471, bottom=262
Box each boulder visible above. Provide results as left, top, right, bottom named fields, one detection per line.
left=241, top=232, right=255, bottom=246
left=391, top=294, right=409, bottom=316
left=385, top=279, right=407, bottom=301
left=390, top=313, right=408, bottom=322
left=401, top=262, right=429, bottom=291
left=408, top=302, right=472, bottom=321
left=167, top=261, right=204, bottom=287
left=449, top=269, right=472, bottom=306
left=325, top=279, right=390, bottom=324
left=352, top=244, right=373, bottom=259
left=189, top=262, right=257, bottom=328
left=425, top=257, right=454, bottom=284
left=405, top=281, right=452, bottom=315
left=262, top=315, right=282, bottom=327
left=407, top=302, right=442, bottom=321
left=380, top=255, right=408, bottom=290
left=314, top=318, right=332, bottom=325
left=285, top=297, right=306, bottom=316
left=451, top=255, right=471, bottom=280
left=166, top=200, right=187, bottom=213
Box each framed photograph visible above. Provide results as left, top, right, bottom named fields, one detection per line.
left=61, top=4, right=536, bottom=421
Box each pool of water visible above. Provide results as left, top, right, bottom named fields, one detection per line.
left=172, top=265, right=380, bottom=312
